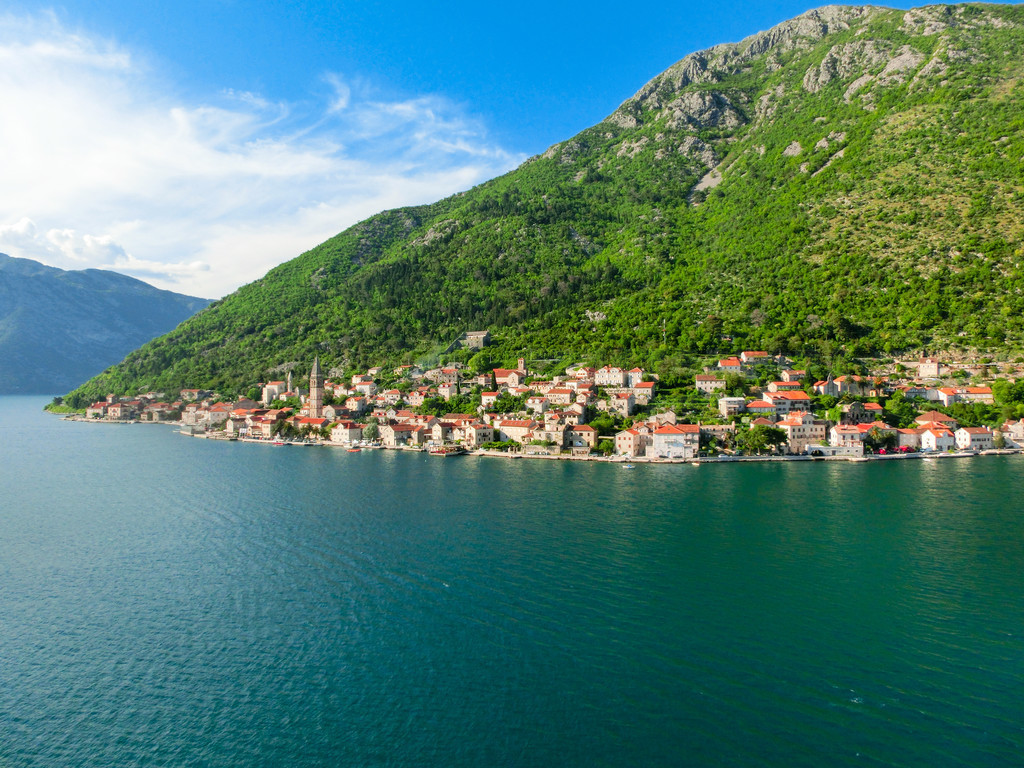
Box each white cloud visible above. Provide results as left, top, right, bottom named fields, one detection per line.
left=324, top=72, right=351, bottom=114
left=0, top=14, right=523, bottom=298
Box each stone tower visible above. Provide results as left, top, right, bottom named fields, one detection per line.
left=308, top=357, right=324, bottom=418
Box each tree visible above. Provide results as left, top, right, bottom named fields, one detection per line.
left=737, top=425, right=787, bottom=454
left=363, top=418, right=380, bottom=441
left=597, top=439, right=615, bottom=456
left=862, top=427, right=896, bottom=453
left=468, top=351, right=492, bottom=374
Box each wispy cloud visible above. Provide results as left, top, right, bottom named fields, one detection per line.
left=0, top=14, right=523, bottom=297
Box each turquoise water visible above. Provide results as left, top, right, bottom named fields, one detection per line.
left=2, top=395, right=1022, bottom=767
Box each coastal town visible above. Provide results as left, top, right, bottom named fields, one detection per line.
left=66, top=333, right=1024, bottom=463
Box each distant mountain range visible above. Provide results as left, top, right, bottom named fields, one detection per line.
left=62, top=4, right=1024, bottom=402
left=0, top=254, right=210, bottom=394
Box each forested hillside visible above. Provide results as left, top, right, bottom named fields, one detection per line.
left=64, top=4, right=1024, bottom=403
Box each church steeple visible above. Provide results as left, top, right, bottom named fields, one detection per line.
left=308, top=357, right=324, bottom=418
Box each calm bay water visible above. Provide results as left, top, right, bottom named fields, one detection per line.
left=1, top=395, right=1023, bottom=767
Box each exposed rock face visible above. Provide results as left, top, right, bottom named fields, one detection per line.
left=610, top=5, right=882, bottom=125
left=901, top=6, right=954, bottom=35
left=877, top=46, right=926, bottom=85
left=616, top=137, right=649, bottom=159
left=803, top=40, right=890, bottom=93
left=783, top=141, right=803, bottom=157
left=662, top=91, right=743, bottom=130
left=679, top=136, right=718, bottom=168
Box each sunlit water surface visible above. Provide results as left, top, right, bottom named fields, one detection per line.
left=2, top=396, right=1022, bottom=766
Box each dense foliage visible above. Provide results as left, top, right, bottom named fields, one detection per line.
left=63, top=4, right=1024, bottom=403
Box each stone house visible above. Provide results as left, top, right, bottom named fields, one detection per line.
left=631, top=381, right=656, bottom=404
left=526, top=396, right=549, bottom=414
left=955, top=427, right=994, bottom=451
left=999, top=420, right=1024, bottom=448
left=493, top=419, right=538, bottom=444
left=718, top=397, right=746, bottom=417
left=615, top=425, right=654, bottom=457
left=626, top=368, right=646, bottom=388
left=330, top=420, right=364, bottom=444
left=695, top=374, right=726, bottom=394
left=568, top=424, right=598, bottom=450
left=609, top=392, right=635, bottom=416
left=896, top=428, right=926, bottom=450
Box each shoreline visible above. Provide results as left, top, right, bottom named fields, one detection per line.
left=177, top=426, right=1024, bottom=464
left=56, top=414, right=1024, bottom=465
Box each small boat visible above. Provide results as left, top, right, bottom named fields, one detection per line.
left=347, top=447, right=361, bottom=453
left=429, top=445, right=466, bottom=457
left=691, top=461, right=700, bottom=466
left=623, top=464, right=635, bottom=469
left=272, top=440, right=286, bottom=446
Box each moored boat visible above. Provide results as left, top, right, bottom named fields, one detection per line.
left=429, top=445, right=466, bottom=457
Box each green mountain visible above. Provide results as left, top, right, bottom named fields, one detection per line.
left=0, top=254, right=210, bottom=394
left=63, top=4, right=1024, bottom=403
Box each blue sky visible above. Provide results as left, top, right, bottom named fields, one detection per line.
left=0, top=0, right=932, bottom=297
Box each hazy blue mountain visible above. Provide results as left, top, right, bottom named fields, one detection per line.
left=0, top=254, right=210, bottom=394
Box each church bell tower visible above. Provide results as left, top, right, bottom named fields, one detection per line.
left=309, top=357, right=324, bottom=418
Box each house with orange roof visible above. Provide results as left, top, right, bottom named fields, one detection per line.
left=765, top=390, right=812, bottom=415
left=631, top=381, right=656, bottom=404
left=915, top=411, right=959, bottom=430
left=745, top=399, right=777, bottom=417
left=718, top=357, right=742, bottom=374
left=546, top=387, right=575, bottom=405
left=830, top=424, right=865, bottom=448
left=651, top=423, right=700, bottom=459
left=493, top=367, right=526, bottom=387
left=615, top=425, right=653, bottom=457
left=526, top=396, right=549, bottom=414
left=454, top=422, right=494, bottom=448
left=609, top=391, right=636, bottom=416
left=936, top=386, right=994, bottom=406
left=626, top=368, right=646, bottom=387
left=568, top=424, right=598, bottom=450
left=381, top=423, right=428, bottom=448
left=921, top=427, right=955, bottom=452
left=778, top=411, right=827, bottom=453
